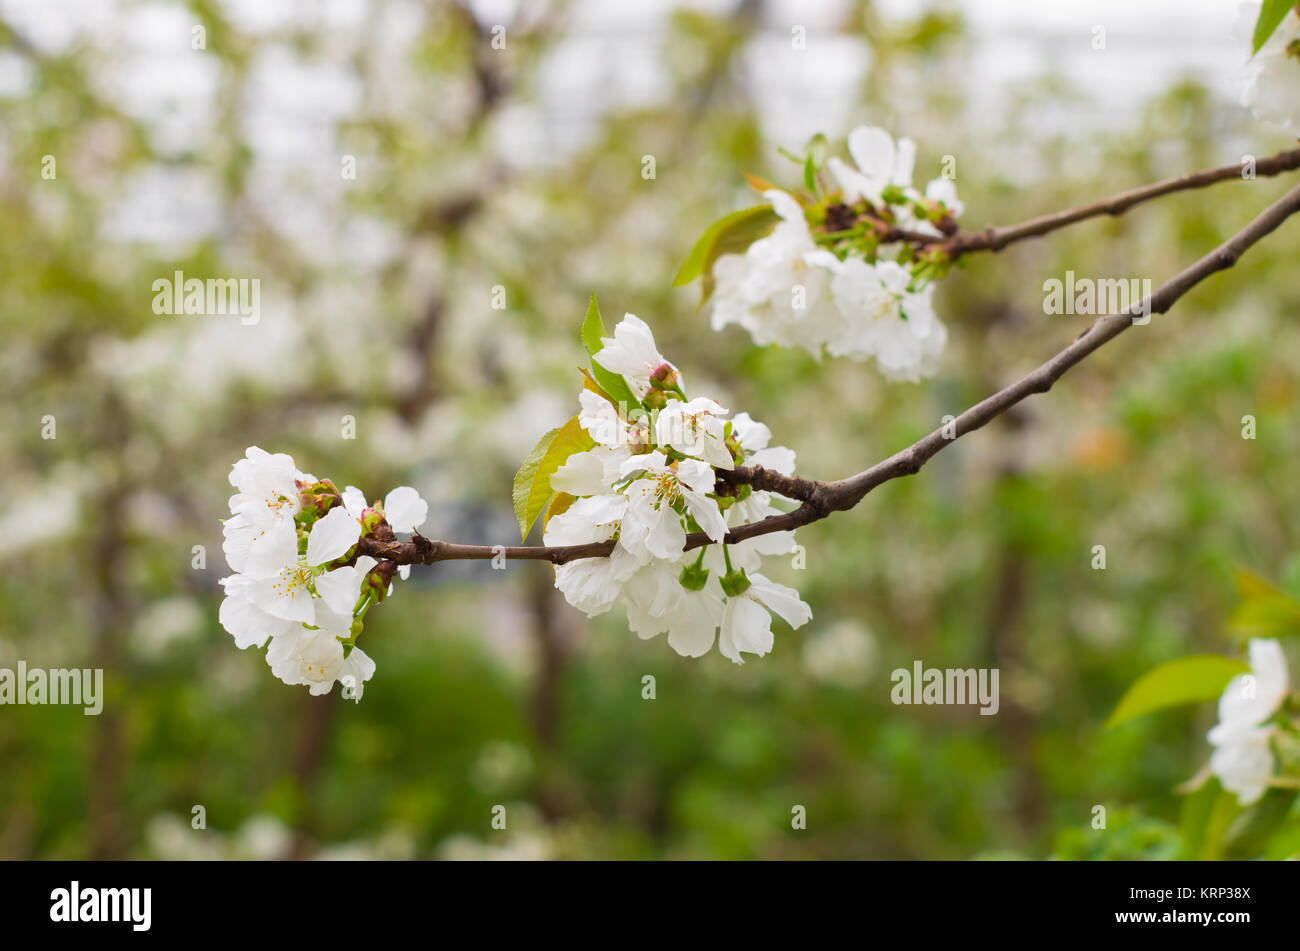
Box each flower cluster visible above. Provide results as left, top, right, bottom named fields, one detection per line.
left=1236, top=2, right=1300, bottom=135
left=219, top=447, right=428, bottom=699
left=542, top=313, right=811, bottom=662
left=1206, top=638, right=1295, bottom=804
left=708, top=125, right=961, bottom=382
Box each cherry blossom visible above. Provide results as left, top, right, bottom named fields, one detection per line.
left=1207, top=638, right=1291, bottom=804
left=218, top=445, right=430, bottom=699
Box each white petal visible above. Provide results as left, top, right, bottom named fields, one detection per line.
left=827, top=157, right=878, bottom=204
left=342, top=485, right=368, bottom=519
left=219, top=576, right=292, bottom=648
left=683, top=489, right=728, bottom=544
left=551, top=450, right=613, bottom=497
left=248, top=573, right=316, bottom=625
left=763, top=188, right=805, bottom=223
left=306, top=507, right=361, bottom=566
left=338, top=647, right=377, bottom=701
left=316, top=566, right=363, bottom=616
left=891, top=137, right=917, bottom=187
left=620, top=450, right=667, bottom=478
left=225, top=518, right=299, bottom=579
left=543, top=493, right=627, bottom=546
left=643, top=508, right=687, bottom=559
left=730, top=412, right=771, bottom=452
left=846, top=126, right=896, bottom=183
left=675, top=458, right=717, bottom=494
left=666, top=590, right=724, bottom=658
left=1209, top=725, right=1275, bottom=805
left=748, top=573, right=812, bottom=629
left=384, top=485, right=428, bottom=533
left=749, top=446, right=796, bottom=475
left=719, top=596, right=774, bottom=663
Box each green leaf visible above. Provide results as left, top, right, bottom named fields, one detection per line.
left=804, top=132, right=829, bottom=168
left=1106, top=655, right=1248, bottom=729
left=1235, top=567, right=1288, bottom=600
left=1252, top=0, right=1293, bottom=54
left=579, top=294, right=642, bottom=412
left=579, top=291, right=606, bottom=355
left=1224, top=789, right=1298, bottom=858
left=1178, top=778, right=1220, bottom=859
left=671, top=204, right=781, bottom=301
left=1227, top=568, right=1300, bottom=639
left=543, top=491, right=576, bottom=529
left=803, top=153, right=816, bottom=192
left=1180, top=779, right=1243, bottom=860
left=511, top=415, right=595, bottom=541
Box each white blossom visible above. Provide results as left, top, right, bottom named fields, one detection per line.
left=227, top=446, right=301, bottom=527
left=1207, top=638, right=1291, bottom=804
left=824, top=258, right=947, bottom=381
left=718, top=573, right=812, bottom=664
left=619, top=451, right=728, bottom=560
left=265, top=624, right=376, bottom=697
left=1236, top=3, right=1300, bottom=135
left=543, top=493, right=644, bottom=616
left=710, top=189, right=839, bottom=354
left=731, top=411, right=796, bottom=474
left=593, top=313, right=680, bottom=400
left=218, top=446, right=417, bottom=700
left=543, top=319, right=811, bottom=664
left=223, top=508, right=364, bottom=628
left=654, top=397, right=734, bottom=470
left=827, top=125, right=918, bottom=205
left=621, top=558, right=727, bottom=658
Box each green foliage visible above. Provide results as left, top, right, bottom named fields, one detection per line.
left=1252, top=0, right=1295, bottom=54
left=1052, top=808, right=1181, bottom=860
left=512, top=416, right=595, bottom=541
left=672, top=205, right=780, bottom=301
left=1227, top=569, right=1300, bottom=641
left=1106, top=656, right=1247, bottom=729
left=1178, top=779, right=1241, bottom=860
left=580, top=294, right=641, bottom=412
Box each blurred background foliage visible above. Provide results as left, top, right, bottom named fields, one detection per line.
left=2, top=0, right=1299, bottom=860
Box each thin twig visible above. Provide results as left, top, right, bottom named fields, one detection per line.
left=934, top=147, right=1300, bottom=256
left=356, top=180, right=1300, bottom=569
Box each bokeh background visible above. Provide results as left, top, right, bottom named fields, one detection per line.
left=3, top=0, right=1299, bottom=860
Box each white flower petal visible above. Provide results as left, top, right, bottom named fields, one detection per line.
left=316, top=565, right=363, bottom=616
left=748, top=573, right=812, bottom=629
left=384, top=486, right=428, bottom=533
left=342, top=485, right=368, bottom=519
left=306, top=507, right=361, bottom=566
left=847, top=126, right=897, bottom=184
left=719, top=596, right=774, bottom=664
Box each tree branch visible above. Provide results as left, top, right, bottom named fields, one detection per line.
left=357, top=179, right=1300, bottom=569
left=934, top=146, right=1300, bottom=256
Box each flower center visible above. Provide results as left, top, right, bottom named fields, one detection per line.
left=271, top=561, right=315, bottom=598
left=265, top=492, right=295, bottom=515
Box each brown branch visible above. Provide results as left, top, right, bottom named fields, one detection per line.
left=357, top=179, right=1300, bottom=569
left=926, top=147, right=1300, bottom=256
